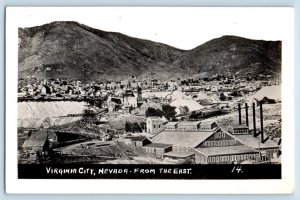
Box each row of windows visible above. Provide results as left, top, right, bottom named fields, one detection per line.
left=208, top=153, right=257, bottom=163
left=214, top=132, right=226, bottom=138
left=199, top=127, right=211, bottom=130
left=178, top=126, right=198, bottom=130
left=234, top=129, right=248, bottom=133
left=203, top=140, right=236, bottom=147
left=173, top=146, right=192, bottom=153
left=153, top=125, right=161, bottom=128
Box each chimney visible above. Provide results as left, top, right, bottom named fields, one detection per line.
left=252, top=102, right=257, bottom=137
left=260, top=101, right=264, bottom=143
left=245, top=103, right=249, bottom=127
left=238, top=103, right=242, bottom=125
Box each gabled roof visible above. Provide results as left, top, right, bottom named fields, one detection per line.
left=151, top=129, right=218, bottom=148
left=163, top=151, right=195, bottom=158
left=131, top=136, right=150, bottom=142
left=143, top=143, right=172, bottom=148
left=123, top=90, right=135, bottom=97
left=166, top=122, right=179, bottom=126
left=195, top=145, right=258, bottom=156
left=178, top=121, right=201, bottom=126
left=234, top=135, right=279, bottom=149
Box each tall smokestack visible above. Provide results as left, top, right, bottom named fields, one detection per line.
left=252, top=102, right=256, bottom=137
left=238, top=103, right=242, bottom=125
left=260, top=101, right=264, bottom=142
left=245, top=103, right=249, bottom=127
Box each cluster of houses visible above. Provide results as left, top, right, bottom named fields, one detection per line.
left=128, top=118, right=280, bottom=164
left=18, top=74, right=279, bottom=101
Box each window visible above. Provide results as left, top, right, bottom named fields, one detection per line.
left=212, top=157, right=215, bottom=163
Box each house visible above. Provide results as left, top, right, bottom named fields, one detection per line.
left=165, top=122, right=179, bottom=130
left=177, top=121, right=201, bottom=131
left=258, top=96, right=277, bottom=104
left=123, top=90, right=138, bottom=108
left=146, top=117, right=164, bottom=134
left=199, top=121, right=218, bottom=131
left=142, top=143, right=172, bottom=158
left=130, top=136, right=151, bottom=148
left=228, top=125, right=249, bottom=135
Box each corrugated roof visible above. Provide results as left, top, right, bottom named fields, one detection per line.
left=231, top=125, right=249, bottom=129
left=163, top=151, right=195, bottom=158
left=178, top=121, right=201, bottom=126
left=143, top=143, right=172, bottom=148
left=131, top=136, right=149, bottom=141
left=234, top=135, right=279, bottom=149
left=151, top=129, right=217, bottom=147
left=195, top=145, right=258, bottom=156
left=166, top=122, right=179, bottom=126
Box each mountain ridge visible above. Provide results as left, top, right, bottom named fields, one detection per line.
left=18, top=21, right=281, bottom=82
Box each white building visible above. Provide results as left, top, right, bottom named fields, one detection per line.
left=123, top=90, right=138, bottom=108
left=146, top=117, right=164, bottom=134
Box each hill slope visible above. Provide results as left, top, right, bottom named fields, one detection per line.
left=18, top=21, right=281, bottom=81
left=173, top=35, right=281, bottom=79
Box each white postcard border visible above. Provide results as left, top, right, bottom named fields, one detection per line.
left=5, top=7, right=295, bottom=194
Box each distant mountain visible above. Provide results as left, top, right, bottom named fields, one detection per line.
left=173, top=35, right=281, bottom=79
left=18, top=21, right=281, bottom=82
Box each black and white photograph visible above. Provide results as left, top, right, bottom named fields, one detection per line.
left=5, top=7, right=294, bottom=194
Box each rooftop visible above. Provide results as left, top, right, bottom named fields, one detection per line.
left=166, top=122, right=179, bottom=126
left=195, top=145, right=258, bottom=156
left=143, top=143, right=172, bottom=148
left=201, top=121, right=217, bottom=125
left=130, top=136, right=149, bottom=142
left=178, top=121, right=201, bottom=126
left=234, top=135, right=279, bottom=149
left=231, top=125, right=249, bottom=129
left=163, top=151, right=195, bottom=158
left=151, top=129, right=218, bottom=148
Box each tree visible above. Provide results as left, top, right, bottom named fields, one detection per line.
left=162, top=104, right=176, bottom=120
left=183, top=106, right=189, bottom=113
left=139, top=122, right=146, bottom=131
left=125, top=121, right=130, bottom=132
left=146, top=107, right=164, bottom=117
left=133, top=122, right=142, bottom=133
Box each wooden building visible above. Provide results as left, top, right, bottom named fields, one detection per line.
left=123, top=90, right=138, bottom=108
left=146, top=116, right=164, bottom=134
left=194, top=145, right=259, bottom=164
left=199, top=121, right=218, bottom=131
left=228, top=125, right=249, bottom=135
left=177, top=121, right=201, bottom=131
left=151, top=127, right=261, bottom=164
left=165, top=122, right=179, bottom=130
left=142, top=143, right=172, bottom=158
left=130, top=136, right=151, bottom=148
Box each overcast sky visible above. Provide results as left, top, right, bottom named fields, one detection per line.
left=15, top=7, right=289, bottom=50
